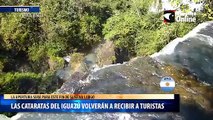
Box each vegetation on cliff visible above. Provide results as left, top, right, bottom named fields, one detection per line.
left=0, top=0, right=213, bottom=104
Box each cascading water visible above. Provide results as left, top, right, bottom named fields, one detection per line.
left=151, top=21, right=213, bottom=85
left=10, top=22, right=213, bottom=120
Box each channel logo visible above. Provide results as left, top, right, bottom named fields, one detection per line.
left=164, top=10, right=175, bottom=23
left=160, top=76, right=175, bottom=92
left=164, top=10, right=196, bottom=23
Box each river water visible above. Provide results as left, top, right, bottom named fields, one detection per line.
left=9, top=22, right=213, bottom=120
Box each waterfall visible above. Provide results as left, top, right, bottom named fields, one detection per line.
left=151, top=21, right=213, bottom=85
left=10, top=21, right=213, bottom=120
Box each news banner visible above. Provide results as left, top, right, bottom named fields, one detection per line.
left=0, top=6, right=40, bottom=12
left=0, top=94, right=179, bottom=112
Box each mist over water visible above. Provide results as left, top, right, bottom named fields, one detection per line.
left=11, top=22, right=213, bottom=120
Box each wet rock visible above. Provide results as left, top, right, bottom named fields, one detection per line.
left=13, top=57, right=213, bottom=120
left=162, top=65, right=213, bottom=111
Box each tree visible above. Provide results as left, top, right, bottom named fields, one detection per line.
left=203, top=0, right=213, bottom=20
left=103, top=0, right=162, bottom=55
left=40, top=0, right=109, bottom=53
left=103, top=12, right=142, bottom=54
left=0, top=13, right=43, bottom=52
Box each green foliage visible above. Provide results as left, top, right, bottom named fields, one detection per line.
left=175, top=23, right=197, bottom=37
left=0, top=0, right=39, bottom=5
left=103, top=12, right=142, bottom=53
left=104, top=11, right=163, bottom=55
left=0, top=0, right=211, bottom=97
left=103, top=0, right=197, bottom=56
left=180, top=4, right=190, bottom=13
left=0, top=72, right=42, bottom=93
left=103, top=1, right=160, bottom=55
left=0, top=61, right=3, bottom=72
left=79, top=15, right=102, bottom=46
left=28, top=42, right=46, bottom=62
left=170, top=0, right=181, bottom=7
left=100, top=0, right=131, bottom=14
left=38, top=71, right=59, bottom=93
left=0, top=55, right=8, bottom=73
left=0, top=14, right=23, bottom=50
left=203, top=3, right=213, bottom=20
left=48, top=56, right=64, bottom=70
left=0, top=0, right=110, bottom=71
left=0, top=14, right=42, bottom=51
left=196, top=1, right=213, bottom=23
left=0, top=71, right=57, bottom=94
left=40, top=0, right=108, bottom=53
left=136, top=22, right=195, bottom=55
